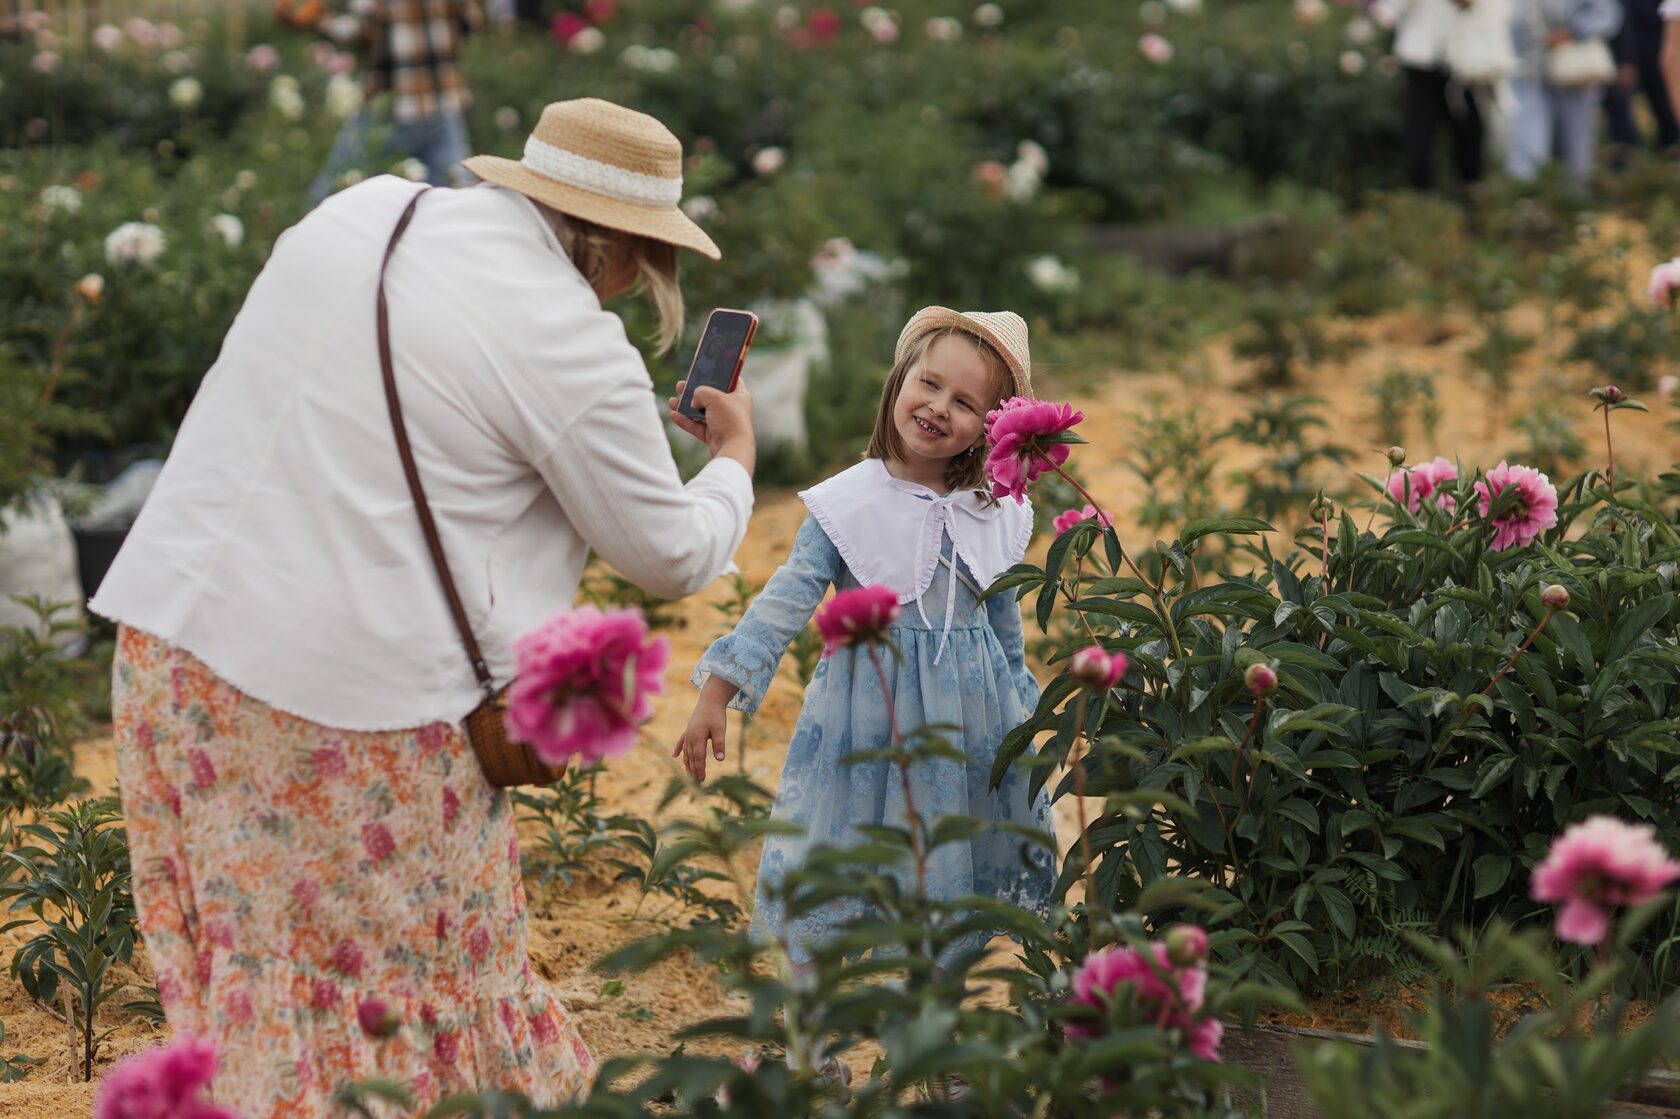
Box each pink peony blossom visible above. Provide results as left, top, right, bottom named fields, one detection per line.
left=1473, top=461, right=1559, bottom=552
left=1069, top=645, right=1128, bottom=690
left=815, top=585, right=902, bottom=656
left=1069, top=942, right=1218, bottom=1059
left=244, top=44, right=279, bottom=72
left=1052, top=504, right=1112, bottom=535
left=1386, top=456, right=1458, bottom=514
left=550, top=11, right=588, bottom=45
left=983, top=397, right=1084, bottom=503
left=1649, top=258, right=1680, bottom=306
left=1139, top=33, right=1174, bottom=63
left=95, top=1034, right=238, bottom=1119
left=806, top=8, right=842, bottom=42
left=1165, top=924, right=1209, bottom=966
left=1243, top=663, right=1277, bottom=697
left=505, top=606, right=669, bottom=766
left=1531, top=815, right=1680, bottom=946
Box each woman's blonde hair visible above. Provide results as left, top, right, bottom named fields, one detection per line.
left=537, top=205, right=684, bottom=354
left=866, top=326, right=1010, bottom=493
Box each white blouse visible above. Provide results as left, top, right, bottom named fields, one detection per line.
left=91, top=177, right=753, bottom=731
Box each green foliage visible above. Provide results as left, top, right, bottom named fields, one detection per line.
left=0, top=1020, right=43, bottom=1084
left=576, top=569, right=683, bottom=629
left=0, top=797, right=140, bottom=1081
left=0, top=596, right=98, bottom=815
left=1516, top=406, right=1588, bottom=478
left=1367, top=368, right=1440, bottom=452
left=1299, top=922, right=1680, bottom=1118
left=996, top=434, right=1680, bottom=995
left=1565, top=302, right=1676, bottom=394
left=1231, top=292, right=1328, bottom=389
left=1127, top=396, right=1221, bottom=540
left=512, top=767, right=625, bottom=888
left=1220, top=396, right=1350, bottom=526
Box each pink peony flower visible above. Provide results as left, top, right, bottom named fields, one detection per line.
left=983, top=397, right=1084, bottom=503
left=504, top=606, right=669, bottom=766
left=1165, top=924, right=1209, bottom=966
left=1139, top=33, right=1174, bottom=63
left=815, top=585, right=902, bottom=656
left=1069, top=942, right=1218, bottom=1058
left=1386, top=456, right=1458, bottom=514
left=806, top=8, right=842, bottom=41
left=550, top=11, right=588, bottom=45
left=244, top=44, right=279, bottom=72
left=1659, top=374, right=1678, bottom=400
left=95, top=1034, right=238, bottom=1119
left=1531, top=816, right=1680, bottom=946
left=1052, top=504, right=1112, bottom=535
left=1069, top=645, right=1128, bottom=691
left=1473, top=461, right=1559, bottom=552
left=1649, top=258, right=1680, bottom=306
left=1243, top=663, right=1277, bottom=697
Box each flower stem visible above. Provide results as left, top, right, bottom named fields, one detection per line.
left=1423, top=606, right=1555, bottom=774
left=1232, top=700, right=1264, bottom=812
left=1049, top=462, right=1184, bottom=662
left=867, top=645, right=928, bottom=912
left=40, top=299, right=82, bottom=408
left=1072, top=691, right=1097, bottom=915
left=1602, top=407, right=1617, bottom=502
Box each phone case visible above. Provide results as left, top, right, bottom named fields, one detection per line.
left=677, top=309, right=759, bottom=421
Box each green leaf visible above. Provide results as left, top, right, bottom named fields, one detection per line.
left=1181, top=516, right=1275, bottom=547
left=1472, top=853, right=1512, bottom=899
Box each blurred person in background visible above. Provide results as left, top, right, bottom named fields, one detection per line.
left=1662, top=0, right=1680, bottom=119
left=1506, top=0, right=1623, bottom=185
left=1387, top=0, right=1496, bottom=192
left=308, top=0, right=482, bottom=205
left=1603, top=0, right=1680, bottom=158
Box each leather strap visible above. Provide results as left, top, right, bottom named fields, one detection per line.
left=376, top=188, right=496, bottom=700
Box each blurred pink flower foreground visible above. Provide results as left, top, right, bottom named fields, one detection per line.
left=505, top=606, right=669, bottom=765
left=815, top=584, right=903, bottom=656
left=1052, top=503, right=1112, bottom=535
left=1386, top=456, right=1458, bottom=514
left=984, top=397, right=1084, bottom=503
left=1473, top=461, right=1558, bottom=552
left=95, top=1035, right=238, bottom=1119
left=1531, top=816, right=1680, bottom=946
left=1070, top=939, right=1222, bottom=1060
left=1649, top=258, right=1680, bottom=305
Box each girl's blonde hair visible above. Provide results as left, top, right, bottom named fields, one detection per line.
left=866, top=326, right=1010, bottom=493
left=537, top=205, right=684, bottom=354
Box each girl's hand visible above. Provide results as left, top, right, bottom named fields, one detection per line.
left=674, top=698, right=728, bottom=782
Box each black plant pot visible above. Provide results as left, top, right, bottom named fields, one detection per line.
left=72, top=523, right=131, bottom=599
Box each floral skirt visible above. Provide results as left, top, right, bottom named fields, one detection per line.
left=112, top=627, right=595, bottom=1118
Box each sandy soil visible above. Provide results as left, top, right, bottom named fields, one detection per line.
left=2, top=287, right=1677, bottom=1114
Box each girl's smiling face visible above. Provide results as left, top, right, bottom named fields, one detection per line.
left=890, top=334, right=996, bottom=475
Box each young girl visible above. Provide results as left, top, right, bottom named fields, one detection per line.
left=674, top=306, right=1056, bottom=963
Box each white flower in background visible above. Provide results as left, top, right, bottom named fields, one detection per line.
left=1016, top=139, right=1049, bottom=176
left=717, top=0, right=760, bottom=12
left=925, top=16, right=962, bottom=41
left=326, top=73, right=363, bottom=118
left=396, top=158, right=429, bottom=182
left=1165, top=0, right=1204, bottom=14
left=104, top=221, right=168, bottom=267
left=1655, top=373, right=1677, bottom=399
left=860, top=7, right=898, bottom=44
left=208, top=213, right=244, bottom=248
left=494, top=106, right=520, bottom=131
left=681, top=195, right=719, bottom=221
left=1339, top=49, right=1366, bottom=75
left=773, top=5, right=801, bottom=31
left=92, top=24, right=124, bottom=52
left=169, top=76, right=202, bottom=108
left=1367, top=0, right=1397, bottom=28
left=236, top=169, right=258, bottom=191
left=270, top=75, right=305, bottom=121
left=1026, top=254, right=1079, bottom=293
left=752, top=146, right=785, bottom=176
left=571, top=26, right=605, bottom=53
left=973, top=3, right=1004, bottom=27
left=156, top=23, right=183, bottom=49
left=74, top=273, right=105, bottom=305
left=161, top=49, right=194, bottom=74
left=124, top=17, right=159, bottom=48
left=245, top=44, right=280, bottom=72
left=1345, top=15, right=1375, bottom=43
left=1139, top=32, right=1173, bottom=63
left=40, top=185, right=82, bottom=213
left=1293, top=0, right=1329, bottom=25
left=31, top=51, right=60, bottom=74
left=1004, top=160, right=1040, bottom=202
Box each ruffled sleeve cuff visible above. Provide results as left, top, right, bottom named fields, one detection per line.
left=692, top=633, right=781, bottom=716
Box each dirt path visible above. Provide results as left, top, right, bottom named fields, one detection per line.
left=3, top=295, right=1677, bottom=1114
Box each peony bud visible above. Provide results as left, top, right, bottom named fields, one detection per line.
left=356, top=997, right=402, bottom=1039
left=1165, top=924, right=1209, bottom=966
left=1385, top=446, right=1407, bottom=466
left=1308, top=494, right=1334, bottom=522
left=1540, top=584, right=1570, bottom=610
left=1243, top=662, right=1278, bottom=698
left=1069, top=645, right=1127, bottom=691
left=73, top=273, right=104, bottom=306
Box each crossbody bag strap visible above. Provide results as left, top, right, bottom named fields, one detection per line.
left=376, top=187, right=497, bottom=700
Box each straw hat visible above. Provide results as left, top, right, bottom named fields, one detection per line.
left=463, top=98, right=721, bottom=260
left=894, top=306, right=1033, bottom=398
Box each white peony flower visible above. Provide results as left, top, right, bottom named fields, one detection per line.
left=571, top=26, right=605, bottom=53
left=31, top=51, right=60, bottom=74
left=681, top=195, right=719, bottom=222
left=325, top=73, right=363, bottom=119
left=1026, top=254, right=1079, bottom=293
left=1016, top=139, right=1049, bottom=177
left=925, top=16, right=962, bottom=41
left=40, top=184, right=82, bottom=213
left=773, top=5, right=801, bottom=31
left=169, top=76, right=203, bottom=108
left=1293, top=0, right=1329, bottom=25
left=1345, top=15, right=1376, bottom=44
left=973, top=3, right=1004, bottom=27
left=396, top=158, right=429, bottom=182
left=104, top=221, right=168, bottom=267
left=1339, top=49, right=1366, bottom=75
left=1004, top=160, right=1041, bottom=202
left=752, top=146, right=785, bottom=176
left=160, top=49, right=193, bottom=74
left=208, top=213, right=244, bottom=248
left=270, top=75, right=305, bottom=121
left=235, top=169, right=258, bottom=191
left=1165, top=0, right=1204, bottom=14
left=92, top=24, right=124, bottom=52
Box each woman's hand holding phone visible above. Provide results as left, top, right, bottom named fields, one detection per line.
left=668, top=380, right=756, bottom=476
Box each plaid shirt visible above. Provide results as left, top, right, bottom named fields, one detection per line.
left=328, top=0, right=481, bottom=122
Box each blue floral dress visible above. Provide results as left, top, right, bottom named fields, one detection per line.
left=694, top=514, right=1057, bottom=963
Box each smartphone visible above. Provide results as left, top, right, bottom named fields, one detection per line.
left=675, top=309, right=759, bottom=423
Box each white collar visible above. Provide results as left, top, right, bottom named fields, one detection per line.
left=800, top=459, right=1032, bottom=661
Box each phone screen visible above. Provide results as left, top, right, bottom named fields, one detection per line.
left=677, top=310, right=757, bottom=422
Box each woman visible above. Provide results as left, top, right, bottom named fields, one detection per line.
left=1390, top=0, right=1492, bottom=192
left=89, top=99, right=755, bottom=1115
left=1506, top=0, right=1623, bottom=185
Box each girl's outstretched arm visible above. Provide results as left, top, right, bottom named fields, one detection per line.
left=677, top=515, right=843, bottom=780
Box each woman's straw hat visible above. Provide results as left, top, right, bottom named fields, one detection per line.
left=894, top=306, right=1033, bottom=398
left=463, top=98, right=721, bottom=260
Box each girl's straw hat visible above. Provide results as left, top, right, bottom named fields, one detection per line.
left=894, top=306, right=1033, bottom=398
left=463, top=98, right=721, bottom=260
